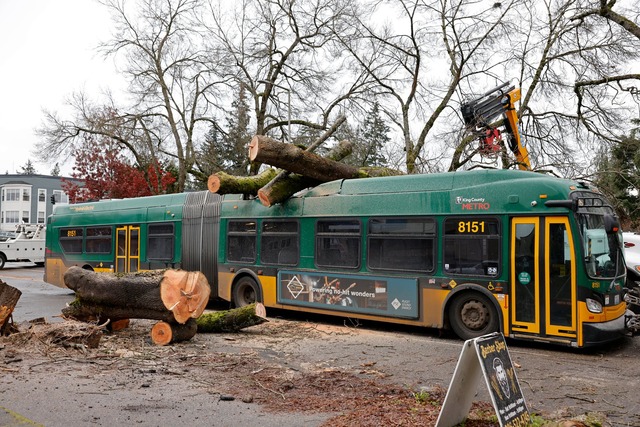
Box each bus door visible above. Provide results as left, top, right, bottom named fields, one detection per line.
left=115, top=225, right=140, bottom=273
left=511, top=217, right=576, bottom=339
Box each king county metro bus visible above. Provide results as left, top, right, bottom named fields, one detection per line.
left=44, top=169, right=629, bottom=347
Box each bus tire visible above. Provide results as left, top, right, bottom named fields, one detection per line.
left=448, top=291, right=499, bottom=340
left=232, top=276, right=262, bottom=307
left=0, top=253, right=5, bottom=269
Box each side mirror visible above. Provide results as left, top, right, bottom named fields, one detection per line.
left=604, top=214, right=620, bottom=234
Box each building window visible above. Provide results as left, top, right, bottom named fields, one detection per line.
left=5, top=211, right=19, bottom=224
left=37, top=211, right=45, bottom=224
left=22, top=211, right=29, bottom=223
left=38, top=189, right=46, bottom=202
left=4, top=189, right=20, bottom=202
left=22, top=189, right=30, bottom=202
left=53, top=190, right=69, bottom=204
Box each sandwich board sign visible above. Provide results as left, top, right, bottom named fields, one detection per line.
left=435, top=332, right=530, bottom=427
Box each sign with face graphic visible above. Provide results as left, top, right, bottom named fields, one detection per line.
left=436, top=333, right=530, bottom=427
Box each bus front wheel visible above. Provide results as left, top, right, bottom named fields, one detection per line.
left=232, top=277, right=262, bottom=307
left=448, top=292, right=499, bottom=340
left=0, top=253, right=6, bottom=270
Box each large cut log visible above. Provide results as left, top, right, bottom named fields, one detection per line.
left=0, top=280, right=21, bottom=335
left=257, top=139, right=354, bottom=207
left=196, top=303, right=268, bottom=333
left=63, top=267, right=210, bottom=324
left=249, top=135, right=366, bottom=182
left=62, top=300, right=176, bottom=323
left=151, top=318, right=198, bottom=345
left=207, top=167, right=277, bottom=195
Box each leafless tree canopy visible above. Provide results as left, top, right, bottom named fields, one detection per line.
left=34, top=0, right=640, bottom=185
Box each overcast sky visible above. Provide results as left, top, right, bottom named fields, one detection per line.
left=0, top=0, right=122, bottom=176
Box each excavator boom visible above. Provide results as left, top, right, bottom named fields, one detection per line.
left=461, top=83, right=531, bottom=170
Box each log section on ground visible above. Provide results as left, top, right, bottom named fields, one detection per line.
left=0, top=280, right=21, bottom=334
left=196, top=302, right=268, bottom=333
left=62, top=267, right=210, bottom=324
left=151, top=318, right=198, bottom=345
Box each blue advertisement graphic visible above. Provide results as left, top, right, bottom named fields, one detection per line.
left=278, top=271, right=419, bottom=319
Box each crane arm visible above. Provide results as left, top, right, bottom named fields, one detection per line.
left=461, top=83, right=531, bottom=170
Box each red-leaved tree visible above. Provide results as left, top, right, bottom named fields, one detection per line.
left=62, top=140, right=176, bottom=203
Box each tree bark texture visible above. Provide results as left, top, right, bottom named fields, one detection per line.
left=207, top=168, right=277, bottom=195
left=151, top=318, right=198, bottom=346
left=249, top=135, right=365, bottom=182
left=257, top=139, right=354, bottom=207
left=196, top=303, right=267, bottom=333
left=0, top=280, right=21, bottom=335
left=62, top=300, right=176, bottom=323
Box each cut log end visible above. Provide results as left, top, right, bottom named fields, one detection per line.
left=248, top=135, right=261, bottom=161
left=207, top=174, right=222, bottom=193
left=151, top=319, right=198, bottom=346
left=160, top=270, right=211, bottom=324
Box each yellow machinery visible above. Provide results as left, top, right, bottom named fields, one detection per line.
left=461, top=82, right=531, bottom=170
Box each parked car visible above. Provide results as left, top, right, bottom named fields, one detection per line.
left=623, top=231, right=640, bottom=288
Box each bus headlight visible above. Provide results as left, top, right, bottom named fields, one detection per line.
left=586, top=298, right=603, bottom=313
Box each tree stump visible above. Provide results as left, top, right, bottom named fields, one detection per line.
left=0, top=280, right=21, bottom=335
left=151, top=318, right=198, bottom=346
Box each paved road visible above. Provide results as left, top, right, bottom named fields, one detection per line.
left=0, top=263, right=74, bottom=322
left=2, top=265, right=639, bottom=426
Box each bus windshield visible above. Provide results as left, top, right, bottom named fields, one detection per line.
left=578, top=207, right=625, bottom=279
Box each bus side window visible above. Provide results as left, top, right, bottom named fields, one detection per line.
left=261, top=220, right=299, bottom=266
left=367, top=217, right=435, bottom=272
left=85, top=227, right=112, bottom=254
left=315, top=219, right=360, bottom=269
left=443, top=217, right=500, bottom=276
left=147, top=223, right=175, bottom=260
left=227, top=220, right=257, bottom=263
left=59, top=227, right=84, bottom=254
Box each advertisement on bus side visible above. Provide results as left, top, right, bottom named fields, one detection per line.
left=277, top=271, right=419, bottom=319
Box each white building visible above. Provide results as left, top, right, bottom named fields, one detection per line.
left=0, top=174, right=82, bottom=232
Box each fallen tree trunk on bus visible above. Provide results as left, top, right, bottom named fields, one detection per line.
left=208, top=139, right=354, bottom=205
left=257, top=139, right=354, bottom=206
left=196, top=303, right=268, bottom=333
left=249, top=135, right=365, bottom=182
left=207, top=168, right=278, bottom=196
left=62, top=267, right=210, bottom=324
left=0, top=280, right=21, bottom=335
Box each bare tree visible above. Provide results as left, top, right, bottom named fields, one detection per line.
left=203, top=0, right=370, bottom=172
left=334, top=0, right=522, bottom=173
left=36, top=0, right=222, bottom=192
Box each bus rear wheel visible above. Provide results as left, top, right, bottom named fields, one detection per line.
left=233, top=277, right=261, bottom=307
left=448, top=292, right=499, bottom=340
left=0, top=254, right=6, bottom=269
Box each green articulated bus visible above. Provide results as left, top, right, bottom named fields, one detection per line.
left=44, top=169, right=629, bottom=347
